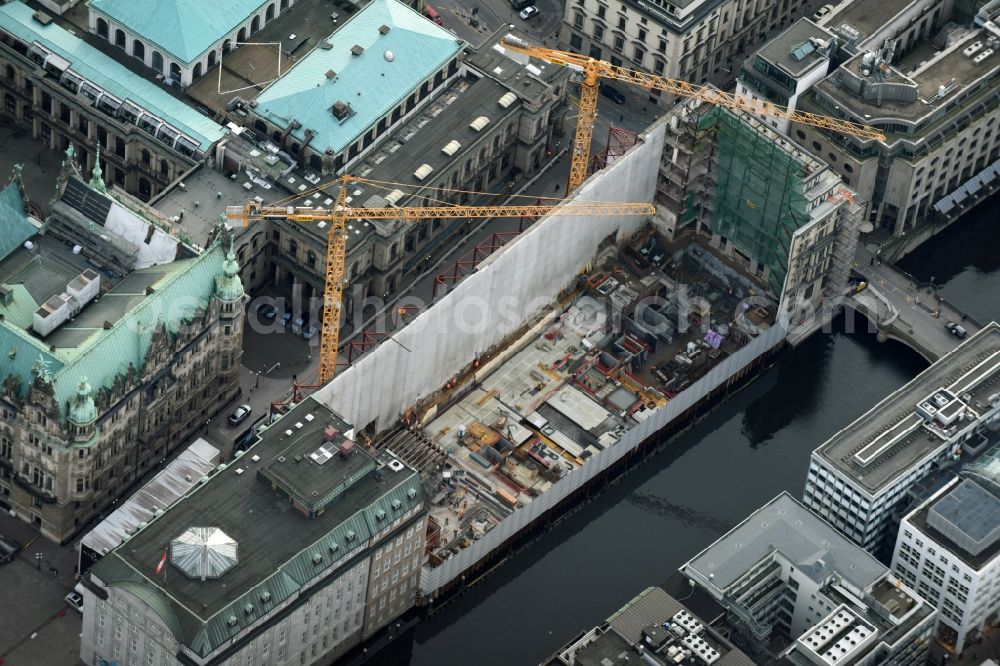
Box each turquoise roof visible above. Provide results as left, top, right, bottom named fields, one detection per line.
left=0, top=180, right=36, bottom=262
left=254, top=0, right=463, bottom=156
left=0, top=2, right=226, bottom=151
left=88, top=0, right=268, bottom=65
left=68, top=377, right=97, bottom=424
left=214, top=251, right=244, bottom=301
left=0, top=245, right=227, bottom=422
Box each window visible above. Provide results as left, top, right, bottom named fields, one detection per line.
left=596, top=5, right=606, bottom=18
left=633, top=47, right=645, bottom=64
left=613, top=35, right=624, bottom=52
left=593, top=25, right=604, bottom=41
left=617, top=16, right=625, bottom=29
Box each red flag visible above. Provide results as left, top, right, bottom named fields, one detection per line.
left=155, top=549, right=167, bottom=575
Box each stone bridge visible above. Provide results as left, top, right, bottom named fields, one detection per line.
left=848, top=245, right=981, bottom=363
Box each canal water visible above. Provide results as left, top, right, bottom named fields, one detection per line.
left=370, top=192, right=1000, bottom=666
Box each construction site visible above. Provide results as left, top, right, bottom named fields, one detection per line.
left=309, top=121, right=792, bottom=600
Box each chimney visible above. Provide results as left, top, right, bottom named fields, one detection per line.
left=351, top=44, right=364, bottom=56
left=339, top=441, right=355, bottom=458
left=323, top=426, right=338, bottom=442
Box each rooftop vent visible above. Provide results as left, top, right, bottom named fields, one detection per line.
left=384, top=50, right=395, bottom=62
left=324, top=426, right=339, bottom=441
left=32, top=11, right=53, bottom=26
left=384, top=189, right=405, bottom=205
left=441, top=139, right=461, bottom=156
left=469, top=116, right=491, bottom=132
left=497, top=92, right=517, bottom=108
left=339, top=440, right=355, bottom=458
left=0, top=284, right=12, bottom=306
left=379, top=24, right=391, bottom=34
left=331, top=101, right=354, bottom=121
left=318, top=40, right=333, bottom=50
left=325, top=69, right=337, bottom=79
left=414, top=163, right=434, bottom=180
left=351, top=44, right=364, bottom=56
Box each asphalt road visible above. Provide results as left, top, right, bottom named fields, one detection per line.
left=432, top=0, right=563, bottom=47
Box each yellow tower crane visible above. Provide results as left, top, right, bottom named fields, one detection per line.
left=227, top=176, right=655, bottom=384
left=498, top=36, right=886, bottom=194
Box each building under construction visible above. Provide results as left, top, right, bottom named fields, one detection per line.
left=303, top=122, right=794, bottom=602
left=656, top=98, right=863, bottom=340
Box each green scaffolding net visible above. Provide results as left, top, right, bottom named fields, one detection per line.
left=687, top=107, right=814, bottom=297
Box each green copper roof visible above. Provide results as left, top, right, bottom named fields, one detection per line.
left=0, top=244, right=228, bottom=422
left=214, top=251, right=244, bottom=301
left=88, top=0, right=269, bottom=65
left=0, top=179, right=36, bottom=262
left=0, top=2, right=226, bottom=151
left=254, top=0, right=463, bottom=156
left=68, top=377, right=97, bottom=424
left=0, top=283, right=37, bottom=329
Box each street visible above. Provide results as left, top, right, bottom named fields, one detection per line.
left=431, top=0, right=563, bottom=47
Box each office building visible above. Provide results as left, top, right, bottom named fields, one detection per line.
left=803, top=322, right=1000, bottom=555
left=656, top=98, right=862, bottom=337
left=544, top=581, right=755, bottom=666
left=0, top=1, right=226, bottom=201
left=234, top=25, right=568, bottom=307
left=892, top=475, right=1000, bottom=656
left=0, top=161, right=244, bottom=543
left=752, top=0, right=1000, bottom=237
left=80, top=399, right=427, bottom=666
left=560, top=0, right=820, bottom=108
left=681, top=492, right=936, bottom=665
left=734, top=18, right=837, bottom=136
left=247, top=0, right=464, bottom=176
left=87, top=0, right=299, bottom=86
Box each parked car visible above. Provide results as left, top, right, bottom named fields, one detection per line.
left=510, top=0, right=532, bottom=10
left=423, top=3, right=444, bottom=24
left=945, top=321, right=967, bottom=339
left=600, top=84, right=627, bottom=104
left=281, top=312, right=293, bottom=329
left=301, top=324, right=320, bottom=341
left=291, top=316, right=306, bottom=334
left=228, top=404, right=253, bottom=426
left=65, top=590, right=84, bottom=612
left=519, top=5, right=538, bottom=19
left=0, top=534, right=20, bottom=564
left=812, top=3, right=834, bottom=20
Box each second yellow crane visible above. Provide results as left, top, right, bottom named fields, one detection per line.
left=499, top=36, right=886, bottom=194
left=228, top=177, right=655, bottom=383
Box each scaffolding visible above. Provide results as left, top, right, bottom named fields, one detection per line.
left=685, top=107, right=815, bottom=297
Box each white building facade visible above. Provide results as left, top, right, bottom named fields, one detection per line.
left=891, top=478, right=1000, bottom=657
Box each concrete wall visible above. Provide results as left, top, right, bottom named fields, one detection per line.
left=314, top=123, right=667, bottom=432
